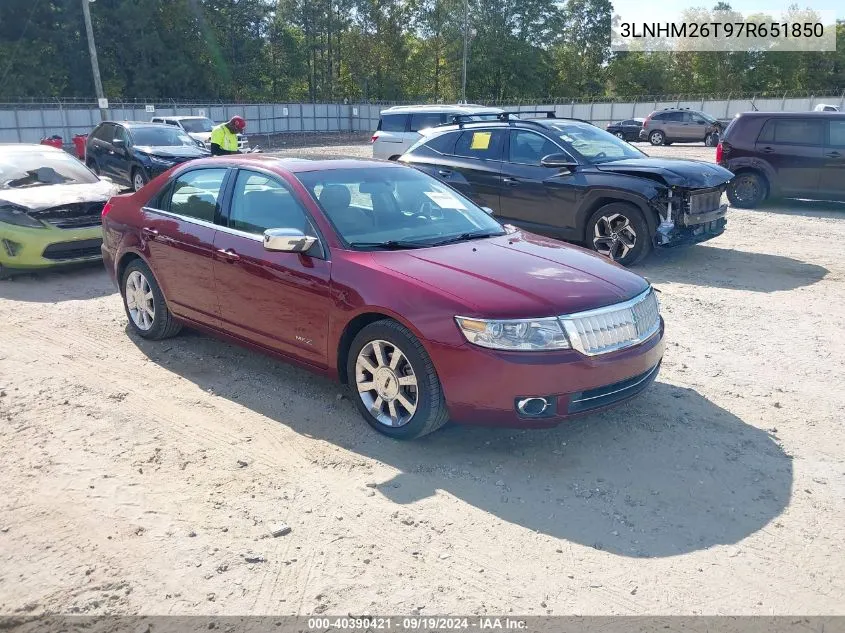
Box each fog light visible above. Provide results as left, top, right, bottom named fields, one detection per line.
left=515, top=396, right=555, bottom=418
left=2, top=239, right=21, bottom=257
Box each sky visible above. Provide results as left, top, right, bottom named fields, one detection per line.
left=610, top=0, right=839, bottom=23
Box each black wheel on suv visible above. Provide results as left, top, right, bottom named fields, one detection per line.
left=648, top=130, right=665, bottom=146
left=705, top=133, right=719, bottom=147
left=727, top=171, right=767, bottom=209
left=586, top=203, right=651, bottom=266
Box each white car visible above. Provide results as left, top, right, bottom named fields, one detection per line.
left=371, top=104, right=503, bottom=160
left=151, top=116, right=249, bottom=150
left=813, top=104, right=840, bottom=112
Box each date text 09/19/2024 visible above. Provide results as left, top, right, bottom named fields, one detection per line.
left=306, top=617, right=528, bottom=630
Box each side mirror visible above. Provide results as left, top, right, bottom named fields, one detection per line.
left=540, top=153, right=577, bottom=170
left=481, top=206, right=494, bottom=215
left=263, top=228, right=317, bottom=253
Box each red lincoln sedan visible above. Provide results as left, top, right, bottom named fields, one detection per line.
left=101, top=156, right=664, bottom=439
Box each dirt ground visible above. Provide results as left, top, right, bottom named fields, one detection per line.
left=1, top=141, right=843, bottom=617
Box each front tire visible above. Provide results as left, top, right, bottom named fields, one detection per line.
left=132, top=168, right=149, bottom=192
left=347, top=320, right=449, bottom=440
left=727, top=171, right=767, bottom=209
left=649, top=130, right=665, bottom=146
left=614, top=132, right=625, bottom=139
left=121, top=259, right=182, bottom=340
left=586, top=203, right=651, bottom=266
left=705, top=133, right=718, bottom=147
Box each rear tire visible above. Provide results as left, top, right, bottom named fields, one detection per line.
left=121, top=259, right=182, bottom=340
left=649, top=130, right=665, bottom=146
left=347, top=319, right=449, bottom=440
left=586, top=203, right=652, bottom=267
left=727, top=171, right=767, bottom=209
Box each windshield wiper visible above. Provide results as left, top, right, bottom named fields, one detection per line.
left=426, top=230, right=503, bottom=247
left=347, top=240, right=428, bottom=250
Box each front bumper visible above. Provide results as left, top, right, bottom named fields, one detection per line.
left=655, top=212, right=727, bottom=248
left=431, top=320, right=665, bottom=427
left=0, top=223, right=103, bottom=271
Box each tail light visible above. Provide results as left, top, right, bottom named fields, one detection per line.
left=715, top=142, right=723, bottom=163
left=371, top=133, right=379, bottom=143
left=643, top=115, right=652, bottom=129
left=101, top=200, right=113, bottom=217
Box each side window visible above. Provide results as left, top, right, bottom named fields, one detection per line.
left=761, top=119, right=824, bottom=145
left=665, top=112, right=683, bottom=122
left=829, top=121, right=845, bottom=147
left=454, top=129, right=505, bottom=160
left=621, top=120, right=634, bottom=126
left=690, top=113, right=708, bottom=124
left=168, top=168, right=228, bottom=223
left=422, top=131, right=459, bottom=155
left=379, top=114, right=408, bottom=133
left=409, top=112, right=445, bottom=132
left=113, top=126, right=129, bottom=145
left=93, top=124, right=114, bottom=142
left=228, top=170, right=311, bottom=235
left=509, top=130, right=560, bottom=165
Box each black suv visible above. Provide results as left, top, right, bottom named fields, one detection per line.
left=86, top=121, right=210, bottom=192
left=400, top=113, right=734, bottom=265
left=718, top=111, right=845, bottom=208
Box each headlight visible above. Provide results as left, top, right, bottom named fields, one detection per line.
left=455, top=316, right=571, bottom=351
left=149, top=156, right=175, bottom=167
left=0, top=206, right=43, bottom=228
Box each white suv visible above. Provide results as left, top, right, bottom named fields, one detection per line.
left=371, top=104, right=502, bottom=160
left=151, top=116, right=249, bottom=150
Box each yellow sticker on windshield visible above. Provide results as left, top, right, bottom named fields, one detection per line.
left=470, top=132, right=492, bottom=150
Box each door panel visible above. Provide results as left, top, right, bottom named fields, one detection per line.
left=213, top=169, right=331, bottom=366
left=820, top=120, right=845, bottom=199
left=110, top=126, right=132, bottom=186
left=755, top=119, right=824, bottom=196
left=447, top=129, right=506, bottom=211
left=142, top=167, right=230, bottom=326
left=498, top=130, right=580, bottom=237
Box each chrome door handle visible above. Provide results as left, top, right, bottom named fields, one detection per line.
left=760, top=147, right=775, bottom=154
left=216, top=248, right=240, bottom=262
left=825, top=151, right=842, bottom=158
left=437, top=169, right=452, bottom=177
left=502, top=177, right=519, bottom=185
left=141, top=227, right=159, bottom=239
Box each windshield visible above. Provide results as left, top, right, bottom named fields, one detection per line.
left=0, top=150, right=98, bottom=189
left=179, top=118, right=214, bottom=133
left=131, top=126, right=197, bottom=147
left=546, top=122, right=646, bottom=164
left=295, top=167, right=506, bottom=249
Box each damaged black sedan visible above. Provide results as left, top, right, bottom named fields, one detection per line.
left=0, top=143, right=118, bottom=278
left=399, top=114, right=734, bottom=265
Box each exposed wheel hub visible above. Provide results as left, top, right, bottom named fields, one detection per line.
left=374, top=366, right=399, bottom=400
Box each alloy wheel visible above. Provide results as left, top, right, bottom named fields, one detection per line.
left=133, top=172, right=146, bottom=192
left=593, top=213, right=637, bottom=261
left=615, top=132, right=625, bottom=139
left=733, top=175, right=760, bottom=204
left=650, top=131, right=664, bottom=145
left=355, top=339, right=419, bottom=427
left=125, top=270, right=155, bottom=331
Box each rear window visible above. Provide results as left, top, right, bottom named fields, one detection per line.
left=757, top=119, right=824, bottom=145
left=410, top=112, right=445, bottom=132
left=379, top=114, right=408, bottom=133
left=418, top=131, right=458, bottom=155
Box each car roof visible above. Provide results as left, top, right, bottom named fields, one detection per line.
left=0, top=143, right=67, bottom=153
left=153, top=115, right=209, bottom=120
left=102, top=121, right=174, bottom=128
left=734, top=111, right=845, bottom=118
left=176, top=155, right=406, bottom=174
left=380, top=104, right=502, bottom=115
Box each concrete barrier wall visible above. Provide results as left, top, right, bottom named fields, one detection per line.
left=2, top=95, right=844, bottom=144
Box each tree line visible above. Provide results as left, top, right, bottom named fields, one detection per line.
left=0, top=0, right=843, bottom=103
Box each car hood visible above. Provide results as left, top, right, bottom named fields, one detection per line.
left=188, top=132, right=212, bottom=142
left=373, top=231, right=650, bottom=318
left=0, top=179, right=118, bottom=212
left=594, top=158, right=734, bottom=187
left=134, top=145, right=210, bottom=159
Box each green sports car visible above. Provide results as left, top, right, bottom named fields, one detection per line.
left=0, top=144, right=118, bottom=278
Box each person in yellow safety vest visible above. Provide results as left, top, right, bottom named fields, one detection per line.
left=210, top=116, right=246, bottom=155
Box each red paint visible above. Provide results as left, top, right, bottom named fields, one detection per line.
left=102, top=156, right=664, bottom=428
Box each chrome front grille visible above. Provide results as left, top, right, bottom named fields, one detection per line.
left=560, top=288, right=661, bottom=356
